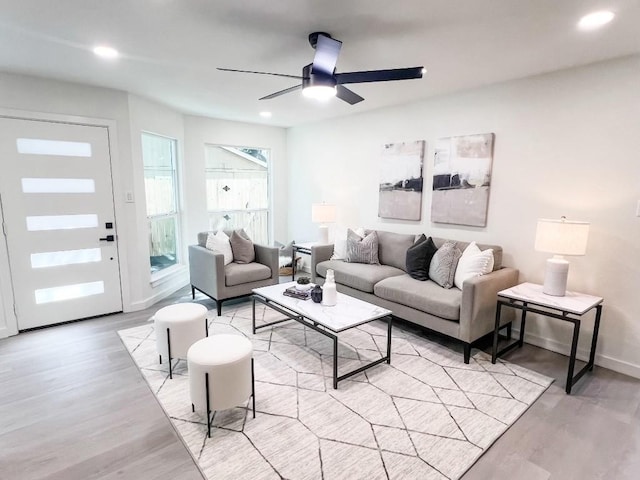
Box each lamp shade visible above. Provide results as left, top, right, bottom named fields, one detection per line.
left=311, top=203, right=336, bottom=224
left=534, top=218, right=589, bottom=256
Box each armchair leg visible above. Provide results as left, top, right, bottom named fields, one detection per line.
left=463, top=343, right=471, bottom=364
left=216, top=300, right=222, bottom=317
left=191, top=285, right=195, bottom=300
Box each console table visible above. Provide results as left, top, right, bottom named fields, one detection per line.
left=491, top=282, right=603, bottom=394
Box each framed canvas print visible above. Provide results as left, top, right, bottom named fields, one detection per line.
left=378, top=140, right=425, bottom=221
left=431, top=133, right=495, bottom=227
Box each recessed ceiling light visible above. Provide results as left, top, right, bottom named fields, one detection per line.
left=93, top=45, right=119, bottom=59
left=259, top=111, right=272, bottom=118
left=578, top=10, right=615, bottom=30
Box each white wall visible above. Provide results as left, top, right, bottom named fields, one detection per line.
left=286, top=55, right=640, bottom=378
left=183, top=116, right=288, bottom=244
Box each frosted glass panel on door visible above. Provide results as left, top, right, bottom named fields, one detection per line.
left=35, top=281, right=105, bottom=304
left=22, top=178, right=96, bottom=193
left=16, top=138, right=92, bottom=157
left=31, top=248, right=102, bottom=269
left=26, top=214, right=98, bottom=231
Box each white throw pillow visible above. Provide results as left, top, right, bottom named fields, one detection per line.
left=205, top=230, right=233, bottom=266
left=453, top=241, right=494, bottom=289
left=331, top=227, right=365, bottom=260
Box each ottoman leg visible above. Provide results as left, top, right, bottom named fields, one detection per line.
left=167, top=327, right=173, bottom=379
left=206, top=372, right=212, bottom=438
left=251, top=358, right=256, bottom=419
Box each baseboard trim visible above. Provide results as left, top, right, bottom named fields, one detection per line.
left=515, top=329, right=640, bottom=380
left=129, top=274, right=189, bottom=312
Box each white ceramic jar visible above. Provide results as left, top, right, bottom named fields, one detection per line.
left=322, top=269, right=337, bottom=306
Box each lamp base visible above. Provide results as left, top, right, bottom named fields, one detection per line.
left=318, top=225, right=329, bottom=245
left=543, top=256, right=569, bottom=296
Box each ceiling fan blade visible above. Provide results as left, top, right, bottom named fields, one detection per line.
left=335, top=67, right=424, bottom=84
left=336, top=85, right=364, bottom=105
left=218, top=67, right=303, bottom=80
left=259, top=84, right=302, bottom=100
left=312, top=34, right=342, bottom=75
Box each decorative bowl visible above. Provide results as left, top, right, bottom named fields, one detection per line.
left=295, top=283, right=314, bottom=292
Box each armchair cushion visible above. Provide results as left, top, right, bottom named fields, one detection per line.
left=230, top=230, right=255, bottom=264
left=205, top=231, right=233, bottom=265
left=225, top=262, right=271, bottom=287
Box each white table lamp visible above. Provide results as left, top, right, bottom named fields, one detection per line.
left=311, top=203, right=336, bottom=244
left=534, top=217, right=589, bottom=296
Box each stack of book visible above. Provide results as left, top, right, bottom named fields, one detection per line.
left=283, top=285, right=311, bottom=300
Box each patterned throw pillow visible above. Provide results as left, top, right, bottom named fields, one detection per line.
left=428, top=241, right=462, bottom=289
left=346, top=229, right=380, bottom=264
left=453, top=242, right=494, bottom=289
left=205, top=230, right=233, bottom=265
left=331, top=227, right=365, bottom=260
left=229, top=229, right=255, bottom=264
left=406, top=234, right=438, bottom=281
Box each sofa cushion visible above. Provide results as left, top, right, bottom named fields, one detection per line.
left=406, top=234, right=438, bottom=281
left=346, top=229, right=380, bottom=264
left=432, top=237, right=503, bottom=271
left=374, top=274, right=462, bottom=321
left=225, top=262, right=271, bottom=287
left=373, top=230, right=416, bottom=271
left=429, top=241, right=462, bottom=289
left=316, top=260, right=404, bottom=293
left=453, top=241, right=494, bottom=289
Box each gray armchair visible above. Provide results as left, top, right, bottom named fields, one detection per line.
left=189, top=231, right=279, bottom=316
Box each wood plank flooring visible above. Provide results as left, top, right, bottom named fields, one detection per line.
left=1, top=286, right=639, bottom=479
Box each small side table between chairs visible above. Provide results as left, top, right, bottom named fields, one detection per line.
left=154, top=303, right=208, bottom=379
left=187, top=334, right=255, bottom=437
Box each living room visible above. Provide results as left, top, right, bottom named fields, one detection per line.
left=1, top=1, right=639, bottom=479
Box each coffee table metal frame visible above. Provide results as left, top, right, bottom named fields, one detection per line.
left=252, top=294, right=392, bottom=389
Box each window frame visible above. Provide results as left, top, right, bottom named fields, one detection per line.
left=141, top=131, right=182, bottom=279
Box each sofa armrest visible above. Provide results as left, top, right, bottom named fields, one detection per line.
left=459, top=267, right=520, bottom=343
left=188, top=245, right=226, bottom=299
left=254, top=244, right=279, bottom=280
left=311, top=244, right=334, bottom=283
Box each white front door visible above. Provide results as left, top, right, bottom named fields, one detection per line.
left=0, top=117, right=122, bottom=329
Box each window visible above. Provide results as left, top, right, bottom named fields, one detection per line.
left=205, top=145, right=270, bottom=245
left=142, top=133, right=180, bottom=275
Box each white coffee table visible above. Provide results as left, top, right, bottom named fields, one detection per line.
left=252, top=282, right=393, bottom=389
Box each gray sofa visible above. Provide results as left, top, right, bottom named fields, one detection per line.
left=311, top=230, right=519, bottom=363
left=189, top=231, right=279, bottom=315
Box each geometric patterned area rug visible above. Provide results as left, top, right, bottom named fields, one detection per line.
left=118, top=299, right=553, bottom=480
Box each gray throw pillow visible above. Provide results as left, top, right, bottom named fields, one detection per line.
left=406, top=234, right=438, bottom=281
left=230, top=230, right=255, bottom=264
left=346, top=229, right=380, bottom=264
left=429, top=241, right=462, bottom=289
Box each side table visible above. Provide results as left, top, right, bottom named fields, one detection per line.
left=491, top=282, right=603, bottom=394
left=291, top=242, right=315, bottom=281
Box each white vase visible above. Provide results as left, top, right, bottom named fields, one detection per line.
left=322, top=269, right=337, bottom=306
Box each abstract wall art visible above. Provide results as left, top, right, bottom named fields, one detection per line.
left=378, top=140, right=425, bottom=221
left=431, top=133, right=495, bottom=227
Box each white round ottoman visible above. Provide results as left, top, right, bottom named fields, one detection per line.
left=187, top=334, right=255, bottom=437
left=154, top=303, right=208, bottom=379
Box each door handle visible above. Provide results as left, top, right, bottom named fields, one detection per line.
left=99, top=235, right=115, bottom=242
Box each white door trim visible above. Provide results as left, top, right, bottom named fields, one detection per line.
left=0, top=108, right=132, bottom=337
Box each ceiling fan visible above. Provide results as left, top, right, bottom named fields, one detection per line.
left=218, top=32, right=425, bottom=105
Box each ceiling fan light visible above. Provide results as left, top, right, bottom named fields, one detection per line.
left=302, top=85, right=336, bottom=101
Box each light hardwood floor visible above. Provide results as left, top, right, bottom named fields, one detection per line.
left=1, top=286, right=638, bottom=479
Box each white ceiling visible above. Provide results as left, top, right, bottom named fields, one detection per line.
left=1, top=0, right=638, bottom=127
